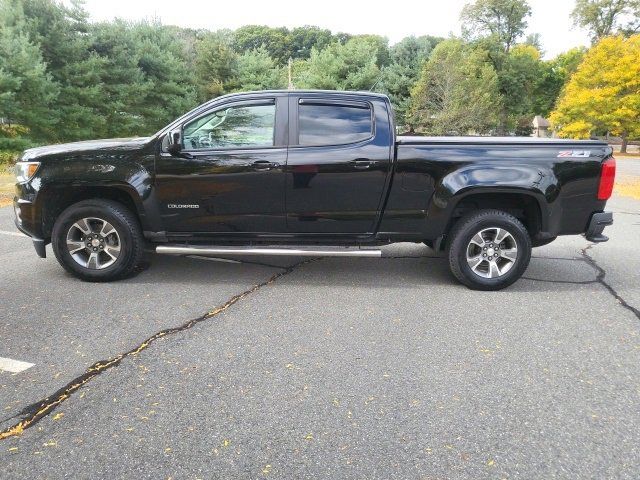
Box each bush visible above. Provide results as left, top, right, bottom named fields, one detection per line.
left=0, top=137, right=36, bottom=152
left=0, top=150, right=22, bottom=167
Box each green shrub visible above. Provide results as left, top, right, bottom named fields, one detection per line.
left=0, top=137, right=36, bottom=152
left=0, top=150, right=21, bottom=167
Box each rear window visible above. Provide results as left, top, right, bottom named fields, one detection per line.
left=298, top=103, right=373, bottom=146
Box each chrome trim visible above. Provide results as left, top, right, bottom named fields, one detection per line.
left=156, top=245, right=382, bottom=258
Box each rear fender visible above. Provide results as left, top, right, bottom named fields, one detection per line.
left=427, top=163, right=555, bottom=236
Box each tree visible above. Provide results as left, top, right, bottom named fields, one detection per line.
left=572, top=0, right=640, bottom=42
left=498, top=44, right=545, bottom=134
left=232, top=25, right=290, bottom=65
left=460, top=0, right=532, bottom=53
left=295, top=37, right=382, bottom=91
left=531, top=47, right=586, bottom=117
left=0, top=0, right=57, bottom=140
left=550, top=35, right=640, bottom=152
left=288, top=26, right=333, bottom=60
left=195, top=32, right=237, bottom=100
left=232, top=47, right=286, bottom=91
left=408, top=39, right=501, bottom=135
left=377, top=36, right=442, bottom=125
left=19, top=0, right=107, bottom=140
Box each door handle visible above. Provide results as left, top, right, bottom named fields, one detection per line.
left=252, top=160, right=278, bottom=170
left=350, top=159, right=373, bottom=169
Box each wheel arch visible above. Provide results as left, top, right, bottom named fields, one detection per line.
left=429, top=187, right=548, bottom=250
left=37, top=183, right=148, bottom=241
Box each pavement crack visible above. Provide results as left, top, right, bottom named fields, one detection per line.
left=521, top=276, right=597, bottom=285
left=185, top=255, right=293, bottom=270
left=581, top=245, right=640, bottom=321
left=0, top=258, right=316, bottom=441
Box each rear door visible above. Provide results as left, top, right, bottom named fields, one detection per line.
left=285, top=94, right=393, bottom=234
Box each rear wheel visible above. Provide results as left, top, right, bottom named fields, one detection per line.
left=52, top=199, right=144, bottom=282
left=448, top=209, right=531, bottom=291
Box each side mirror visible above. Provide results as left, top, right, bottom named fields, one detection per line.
left=167, top=129, right=182, bottom=156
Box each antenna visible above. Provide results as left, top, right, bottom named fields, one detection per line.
left=369, top=75, right=383, bottom=92
left=288, top=58, right=295, bottom=90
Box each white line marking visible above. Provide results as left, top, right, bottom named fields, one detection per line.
left=0, top=230, right=26, bottom=238
left=0, top=357, right=35, bottom=373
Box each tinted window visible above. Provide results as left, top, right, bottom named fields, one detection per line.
left=298, top=103, right=373, bottom=146
left=183, top=103, right=275, bottom=150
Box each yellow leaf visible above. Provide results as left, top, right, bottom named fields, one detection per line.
left=304, top=433, right=313, bottom=440
left=52, top=413, right=64, bottom=421
left=487, top=459, right=495, bottom=466
left=262, top=464, right=272, bottom=474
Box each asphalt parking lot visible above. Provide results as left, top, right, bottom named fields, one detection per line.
left=1, top=161, right=639, bottom=479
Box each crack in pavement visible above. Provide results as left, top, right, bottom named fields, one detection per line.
left=581, top=245, right=640, bottom=321
left=2, top=244, right=635, bottom=441
left=0, top=258, right=316, bottom=441
left=521, top=276, right=597, bottom=285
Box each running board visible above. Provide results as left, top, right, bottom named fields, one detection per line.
left=155, top=245, right=382, bottom=258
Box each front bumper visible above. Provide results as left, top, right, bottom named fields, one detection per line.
left=14, top=196, right=48, bottom=258
left=584, top=212, right=613, bottom=242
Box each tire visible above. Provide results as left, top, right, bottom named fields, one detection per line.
left=52, top=199, right=145, bottom=282
left=447, top=209, right=531, bottom=291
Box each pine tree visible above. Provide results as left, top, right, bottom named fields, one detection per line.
left=0, top=0, right=57, bottom=140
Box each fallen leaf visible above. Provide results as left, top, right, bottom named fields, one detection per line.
left=52, top=413, right=64, bottom=421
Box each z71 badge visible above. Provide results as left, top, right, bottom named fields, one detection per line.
left=557, top=150, right=591, bottom=158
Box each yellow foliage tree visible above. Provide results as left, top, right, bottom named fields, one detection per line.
left=550, top=35, right=640, bottom=152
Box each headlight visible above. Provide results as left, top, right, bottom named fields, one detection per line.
left=14, top=161, right=40, bottom=183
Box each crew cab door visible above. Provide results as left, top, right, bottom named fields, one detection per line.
left=155, top=96, right=288, bottom=233
left=285, top=95, right=393, bottom=234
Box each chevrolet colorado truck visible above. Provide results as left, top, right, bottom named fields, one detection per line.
left=13, top=90, right=615, bottom=290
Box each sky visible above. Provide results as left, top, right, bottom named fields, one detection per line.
left=77, top=0, right=591, bottom=59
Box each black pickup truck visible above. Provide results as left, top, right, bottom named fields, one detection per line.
left=13, top=90, right=615, bottom=290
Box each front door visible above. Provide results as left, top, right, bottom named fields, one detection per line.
left=155, top=97, right=288, bottom=234
left=285, top=95, right=393, bottom=234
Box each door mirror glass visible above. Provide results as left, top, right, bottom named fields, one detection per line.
left=167, top=129, right=182, bottom=156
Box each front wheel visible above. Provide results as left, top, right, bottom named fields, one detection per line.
left=448, top=210, right=531, bottom=291
left=52, top=199, right=145, bottom=282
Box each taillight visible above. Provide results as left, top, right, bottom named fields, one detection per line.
left=597, top=157, right=616, bottom=200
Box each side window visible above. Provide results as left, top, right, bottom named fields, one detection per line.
left=298, top=102, right=373, bottom=146
left=183, top=103, right=276, bottom=150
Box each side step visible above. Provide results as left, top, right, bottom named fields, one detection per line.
left=155, top=245, right=382, bottom=258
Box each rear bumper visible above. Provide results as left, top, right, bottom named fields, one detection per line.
left=584, top=212, right=613, bottom=242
